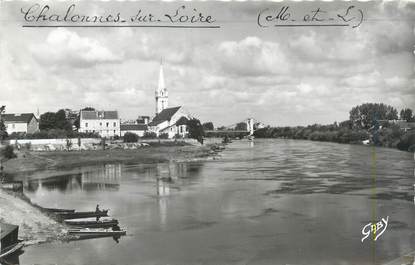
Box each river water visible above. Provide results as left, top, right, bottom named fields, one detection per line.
left=8, top=139, right=415, bottom=265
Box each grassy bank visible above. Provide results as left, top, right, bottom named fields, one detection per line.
left=2, top=143, right=221, bottom=179
left=253, top=125, right=415, bottom=152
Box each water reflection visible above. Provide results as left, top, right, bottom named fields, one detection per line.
left=25, top=164, right=122, bottom=193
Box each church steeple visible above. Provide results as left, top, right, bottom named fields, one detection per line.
left=155, top=59, right=168, bottom=115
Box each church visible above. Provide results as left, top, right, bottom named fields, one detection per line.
left=148, top=61, right=192, bottom=138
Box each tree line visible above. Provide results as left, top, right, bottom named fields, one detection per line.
left=253, top=103, right=415, bottom=152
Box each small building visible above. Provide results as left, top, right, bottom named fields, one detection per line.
left=2, top=113, right=39, bottom=134
left=137, top=116, right=150, bottom=125
left=120, top=124, right=148, bottom=137
left=148, top=106, right=190, bottom=138
left=0, top=223, right=19, bottom=251
left=79, top=110, right=120, bottom=138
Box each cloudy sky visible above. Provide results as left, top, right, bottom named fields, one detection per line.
left=0, top=1, right=414, bottom=127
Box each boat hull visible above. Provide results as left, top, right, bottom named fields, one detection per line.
left=64, top=219, right=118, bottom=228
left=57, top=210, right=109, bottom=220
left=68, top=229, right=126, bottom=236
left=43, top=208, right=75, bottom=213
left=0, top=243, right=24, bottom=259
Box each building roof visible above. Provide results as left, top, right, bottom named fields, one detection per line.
left=120, top=124, right=148, bottom=131
left=176, top=116, right=189, bottom=126
left=2, top=113, right=36, bottom=124
left=81, top=110, right=118, bottom=120
left=0, top=223, right=18, bottom=240
left=149, top=106, right=181, bottom=126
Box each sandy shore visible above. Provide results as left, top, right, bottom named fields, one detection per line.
left=0, top=190, right=67, bottom=245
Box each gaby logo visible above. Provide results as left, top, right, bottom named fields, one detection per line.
left=361, top=216, right=389, bottom=242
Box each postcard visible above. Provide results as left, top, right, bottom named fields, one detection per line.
left=0, top=1, right=414, bottom=265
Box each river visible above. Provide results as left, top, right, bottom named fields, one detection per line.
left=7, top=139, right=415, bottom=265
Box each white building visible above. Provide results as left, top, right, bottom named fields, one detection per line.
left=148, top=106, right=191, bottom=138
left=79, top=110, right=120, bottom=138
left=120, top=124, right=148, bottom=137
left=2, top=113, right=39, bottom=134
left=149, top=61, right=192, bottom=138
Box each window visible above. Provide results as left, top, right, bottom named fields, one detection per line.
left=106, top=122, right=109, bottom=127
left=85, top=123, right=88, bottom=128
left=12, top=124, right=15, bottom=129
left=114, top=130, right=116, bottom=134
left=100, top=122, right=102, bottom=126
left=113, top=122, right=116, bottom=127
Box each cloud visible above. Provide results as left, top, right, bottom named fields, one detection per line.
left=31, top=28, right=120, bottom=67
left=216, top=36, right=290, bottom=77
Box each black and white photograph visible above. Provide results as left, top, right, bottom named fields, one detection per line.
left=0, top=1, right=414, bottom=264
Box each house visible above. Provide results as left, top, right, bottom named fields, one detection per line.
left=79, top=110, right=120, bottom=138
left=120, top=124, right=148, bottom=137
left=2, top=113, right=39, bottom=134
left=148, top=106, right=191, bottom=138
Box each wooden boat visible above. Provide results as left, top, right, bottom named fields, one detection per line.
left=57, top=210, right=109, bottom=220
left=64, top=219, right=118, bottom=228
left=0, top=242, right=24, bottom=259
left=43, top=207, right=75, bottom=213
left=68, top=228, right=126, bottom=236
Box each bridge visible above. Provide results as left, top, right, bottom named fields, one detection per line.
left=205, top=118, right=265, bottom=137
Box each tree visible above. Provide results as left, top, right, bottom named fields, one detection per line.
left=0, top=106, right=7, bottom=141
left=1, top=145, right=17, bottom=159
left=202, top=122, right=214, bottom=131
left=56, top=109, right=72, bottom=130
left=39, top=110, right=72, bottom=131
left=187, top=118, right=205, bottom=144
left=82, top=107, right=95, bottom=111
left=349, top=103, right=398, bottom=129
left=39, top=112, right=57, bottom=130
left=400, top=108, right=414, bottom=122
left=123, top=132, right=139, bottom=143
left=235, top=122, right=247, bottom=131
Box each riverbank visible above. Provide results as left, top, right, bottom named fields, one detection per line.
left=3, top=143, right=223, bottom=179
left=0, top=142, right=225, bottom=246
left=0, top=190, right=67, bottom=245
left=253, top=125, right=415, bottom=152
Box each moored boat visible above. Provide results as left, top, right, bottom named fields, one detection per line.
left=43, top=207, right=75, bottom=213
left=68, top=228, right=126, bottom=236
left=0, top=242, right=24, bottom=259
left=64, top=219, right=118, bottom=228
left=57, top=210, right=109, bottom=220
left=0, top=223, right=24, bottom=259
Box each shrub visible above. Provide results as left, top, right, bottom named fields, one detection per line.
left=123, top=132, right=139, bottom=143
left=142, top=132, right=157, bottom=139
left=25, top=142, right=32, bottom=150
left=1, top=145, right=17, bottom=159
left=66, top=138, right=73, bottom=150
left=159, top=133, right=169, bottom=139
left=397, top=132, right=415, bottom=151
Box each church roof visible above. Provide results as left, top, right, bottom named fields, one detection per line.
left=81, top=110, right=118, bottom=120
left=149, top=106, right=181, bottom=126
left=2, top=113, right=36, bottom=124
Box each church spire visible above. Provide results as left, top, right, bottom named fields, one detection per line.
left=155, top=58, right=168, bottom=115
left=157, top=58, right=165, bottom=94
